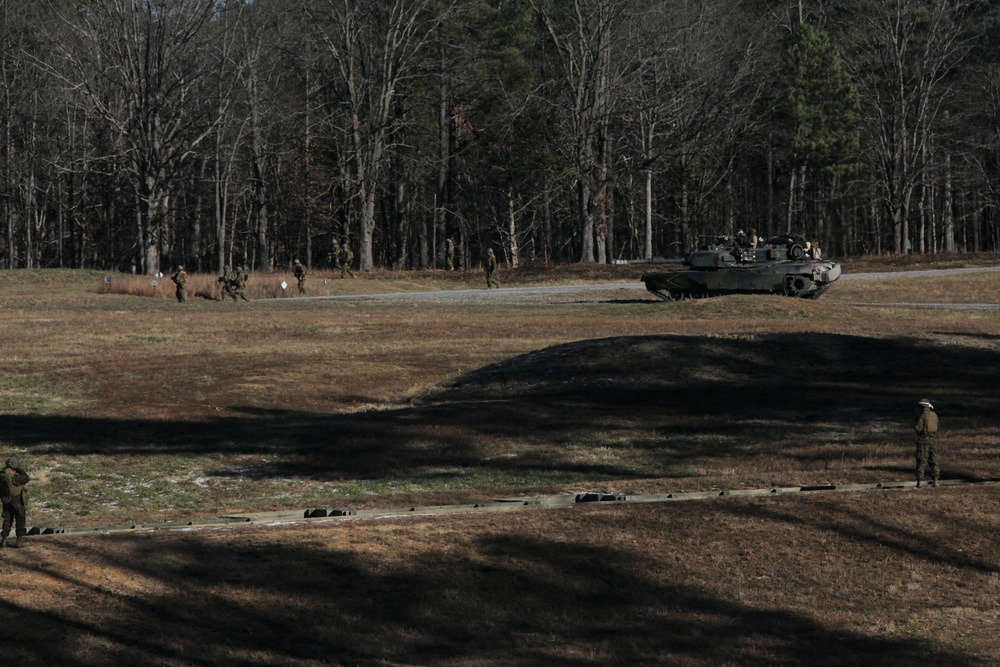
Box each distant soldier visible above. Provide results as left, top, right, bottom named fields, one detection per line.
left=446, top=238, right=455, bottom=271
left=233, top=266, right=250, bottom=301
left=218, top=265, right=236, bottom=301
left=293, top=259, right=308, bottom=294
left=484, top=248, right=499, bottom=288
left=171, top=266, right=187, bottom=303
left=749, top=228, right=759, bottom=249
left=915, top=398, right=940, bottom=488
left=0, top=456, right=29, bottom=548
left=338, top=243, right=355, bottom=278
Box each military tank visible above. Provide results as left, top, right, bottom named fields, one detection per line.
left=641, top=234, right=841, bottom=301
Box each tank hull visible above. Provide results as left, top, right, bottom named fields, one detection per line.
left=641, top=241, right=841, bottom=301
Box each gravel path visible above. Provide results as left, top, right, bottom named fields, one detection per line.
left=260, top=265, right=1000, bottom=305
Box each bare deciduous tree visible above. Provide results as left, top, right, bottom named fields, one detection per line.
left=47, top=0, right=235, bottom=274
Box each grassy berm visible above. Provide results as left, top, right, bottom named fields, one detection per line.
left=1, top=256, right=999, bottom=665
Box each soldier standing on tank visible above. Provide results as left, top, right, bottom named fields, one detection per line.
left=915, top=398, right=940, bottom=488
left=0, top=456, right=29, bottom=548
left=233, top=266, right=250, bottom=301
left=171, top=266, right=187, bottom=303
left=484, top=248, right=499, bottom=288
left=218, top=265, right=236, bottom=301
left=339, top=243, right=355, bottom=278
left=293, top=259, right=308, bottom=294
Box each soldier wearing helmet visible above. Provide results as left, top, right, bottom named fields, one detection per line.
left=484, top=249, right=499, bottom=288
left=233, top=265, right=249, bottom=301
left=0, top=456, right=29, bottom=548
left=338, top=243, right=355, bottom=279
left=293, top=259, right=308, bottom=294
left=218, top=265, right=236, bottom=301
left=170, top=266, right=188, bottom=303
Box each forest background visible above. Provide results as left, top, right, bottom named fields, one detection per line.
left=2, top=0, right=999, bottom=276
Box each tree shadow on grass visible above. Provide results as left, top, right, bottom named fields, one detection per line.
left=6, top=524, right=992, bottom=667
left=0, top=333, right=996, bottom=485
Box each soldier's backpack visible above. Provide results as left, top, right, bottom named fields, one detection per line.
left=925, top=411, right=939, bottom=433
left=0, top=469, right=25, bottom=505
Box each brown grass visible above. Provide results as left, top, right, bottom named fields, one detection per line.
left=1, top=256, right=1000, bottom=665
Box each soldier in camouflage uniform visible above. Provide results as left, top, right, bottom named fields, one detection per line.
left=218, top=265, right=236, bottom=301
left=446, top=238, right=455, bottom=270
left=338, top=243, right=355, bottom=278
left=293, top=259, right=308, bottom=294
left=915, top=398, right=940, bottom=488
left=0, top=456, right=29, bottom=548
left=484, top=248, right=499, bottom=288
left=171, top=266, right=187, bottom=303
left=233, top=266, right=250, bottom=301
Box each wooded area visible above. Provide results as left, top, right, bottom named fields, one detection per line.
left=1, top=0, right=999, bottom=274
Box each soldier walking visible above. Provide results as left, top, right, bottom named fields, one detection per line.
left=915, top=398, right=940, bottom=488
left=339, top=243, right=355, bottom=278
left=293, top=259, right=308, bottom=294
left=484, top=248, right=499, bottom=288
left=218, top=265, right=236, bottom=301
left=233, top=266, right=250, bottom=301
left=171, top=266, right=187, bottom=303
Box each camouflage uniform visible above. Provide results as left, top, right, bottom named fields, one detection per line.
left=915, top=399, right=940, bottom=487
left=484, top=249, right=499, bottom=288
left=339, top=244, right=355, bottom=278
left=171, top=267, right=187, bottom=303
left=233, top=266, right=249, bottom=301
left=446, top=238, right=455, bottom=270
left=293, top=259, right=308, bottom=294
left=218, top=266, right=236, bottom=301
left=0, top=457, right=29, bottom=548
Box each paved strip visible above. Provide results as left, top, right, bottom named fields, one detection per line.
left=254, top=265, right=1000, bottom=304
left=26, top=476, right=1000, bottom=537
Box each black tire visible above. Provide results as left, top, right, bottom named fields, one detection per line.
left=789, top=243, right=805, bottom=260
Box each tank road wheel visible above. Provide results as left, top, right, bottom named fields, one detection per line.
left=667, top=290, right=685, bottom=301
left=789, top=243, right=806, bottom=260
left=786, top=275, right=813, bottom=297
left=688, top=290, right=707, bottom=299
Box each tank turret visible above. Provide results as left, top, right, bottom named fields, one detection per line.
left=641, top=234, right=841, bottom=300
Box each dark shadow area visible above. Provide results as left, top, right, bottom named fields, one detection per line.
left=0, top=333, right=996, bottom=484
left=5, top=525, right=992, bottom=666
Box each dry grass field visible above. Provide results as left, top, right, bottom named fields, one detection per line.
left=1, top=255, right=1000, bottom=665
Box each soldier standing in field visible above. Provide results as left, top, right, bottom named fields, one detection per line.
left=339, top=243, right=355, bottom=278
left=446, top=238, right=455, bottom=270
left=218, top=265, right=236, bottom=301
left=293, top=259, right=308, bottom=294
left=915, top=398, right=940, bottom=488
left=484, top=248, right=499, bottom=288
left=171, top=266, right=187, bottom=303
left=233, top=266, right=250, bottom=301
left=0, top=456, right=29, bottom=548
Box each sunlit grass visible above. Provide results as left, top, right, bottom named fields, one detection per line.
left=0, top=260, right=999, bottom=528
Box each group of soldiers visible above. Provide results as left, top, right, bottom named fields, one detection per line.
left=218, top=265, right=250, bottom=302
left=168, top=243, right=358, bottom=302
left=169, top=241, right=510, bottom=302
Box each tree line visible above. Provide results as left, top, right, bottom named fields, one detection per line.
left=1, top=0, right=999, bottom=275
